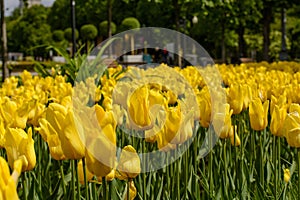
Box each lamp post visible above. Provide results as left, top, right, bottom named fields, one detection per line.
left=71, top=0, right=76, bottom=58
left=192, top=15, right=198, bottom=25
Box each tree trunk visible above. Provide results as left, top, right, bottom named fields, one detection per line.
left=238, top=25, right=246, bottom=59
left=221, top=13, right=226, bottom=63
left=262, top=4, right=272, bottom=62
left=1, top=0, right=9, bottom=81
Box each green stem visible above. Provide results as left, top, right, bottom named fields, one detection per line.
left=60, top=161, right=67, bottom=196
left=92, top=181, right=97, bottom=199
left=260, top=131, right=264, bottom=187
left=193, top=126, right=198, bottom=198
left=184, top=143, right=188, bottom=199
left=234, top=124, right=238, bottom=194
left=82, top=158, right=89, bottom=200
left=71, top=160, right=76, bottom=200
left=177, top=149, right=180, bottom=200
left=224, top=140, right=228, bottom=198
left=278, top=137, right=281, bottom=187
left=142, top=139, right=146, bottom=199
left=273, top=136, right=277, bottom=200
left=298, top=148, right=300, bottom=200
left=22, top=172, right=28, bottom=200
left=127, top=179, right=131, bottom=200
left=75, top=160, right=81, bottom=200
left=102, top=176, right=108, bottom=200
left=209, top=128, right=213, bottom=198
left=37, top=133, right=42, bottom=193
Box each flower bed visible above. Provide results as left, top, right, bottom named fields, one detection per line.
left=0, top=61, right=300, bottom=199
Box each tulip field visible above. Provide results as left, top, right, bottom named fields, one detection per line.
left=1, top=60, right=300, bottom=200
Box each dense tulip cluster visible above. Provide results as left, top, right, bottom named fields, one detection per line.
left=0, top=61, right=300, bottom=199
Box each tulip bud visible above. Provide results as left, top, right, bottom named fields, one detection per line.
left=283, top=169, right=290, bottom=183
left=117, top=145, right=141, bottom=180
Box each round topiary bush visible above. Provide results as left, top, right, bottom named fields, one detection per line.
left=120, top=17, right=140, bottom=31
left=64, top=27, right=79, bottom=42
left=99, top=20, right=116, bottom=37
left=80, top=24, right=98, bottom=41
left=52, top=30, right=65, bottom=42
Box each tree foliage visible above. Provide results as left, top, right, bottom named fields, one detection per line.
left=120, top=17, right=140, bottom=31
left=64, top=27, right=79, bottom=42
left=4, top=0, right=300, bottom=61
left=99, top=20, right=117, bottom=37
left=9, top=5, right=52, bottom=57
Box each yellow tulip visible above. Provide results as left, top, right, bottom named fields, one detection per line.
left=164, top=105, right=182, bottom=144
left=270, top=105, right=287, bottom=137
left=37, top=118, right=66, bottom=160
left=27, top=100, right=45, bottom=127
left=4, top=127, right=36, bottom=172
left=213, top=104, right=233, bottom=139
left=227, top=84, right=243, bottom=114
left=0, top=120, right=5, bottom=148
left=172, top=110, right=194, bottom=144
left=116, top=145, right=141, bottom=180
left=197, top=88, right=211, bottom=128
left=282, top=112, right=300, bottom=148
left=249, top=98, right=269, bottom=131
left=156, top=130, right=177, bottom=152
left=125, top=181, right=137, bottom=200
left=46, top=103, right=85, bottom=160
left=289, top=103, right=300, bottom=114
left=77, top=159, right=94, bottom=184
left=144, top=106, right=166, bottom=143
left=148, top=86, right=166, bottom=106
left=229, top=126, right=240, bottom=146
left=85, top=105, right=116, bottom=178
left=0, top=157, right=19, bottom=200
left=0, top=97, right=28, bottom=129
left=78, top=159, right=116, bottom=184
left=242, top=84, right=252, bottom=110
left=97, top=169, right=116, bottom=183
left=270, top=95, right=287, bottom=115
left=128, top=85, right=151, bottom=128
left=283, top=169, right=290, bottom=183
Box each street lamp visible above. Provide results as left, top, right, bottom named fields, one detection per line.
left=71, top=0, right=76, bottom=58
left=192, top=16, right=198, bottom=24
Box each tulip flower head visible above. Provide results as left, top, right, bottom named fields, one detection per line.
left=4, top=127, right=36, bottom=172
left=270, top=105, right=287, bottom=137
left=85, top=104, right=117, bottom=178
left=0, top=157, right=20, bottom=200
left=284, top=168, right=291, bottom=183
left=117, top=145, right=141, bottom=180
left=249, top=98, right=269, bottom=131
left=282, top=111, right=300, bottom=148
left=45, top=103, right=85, bottom=160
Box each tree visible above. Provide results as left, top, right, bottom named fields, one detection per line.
left=52, top=29, right=68, bottom=49
left=9, top=5, right=52, bottom=58
left=48, top=0, right=70, bottom=31
left=99, top=20, right=116, bottom=37
left=80, top=24, right=98, bottom=52
left=120, top=17, right=140, bottom=31
left=64, top=27, right=79, bottom=42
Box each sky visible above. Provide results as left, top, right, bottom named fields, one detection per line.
left=5, top=0, right=55, bottom=16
